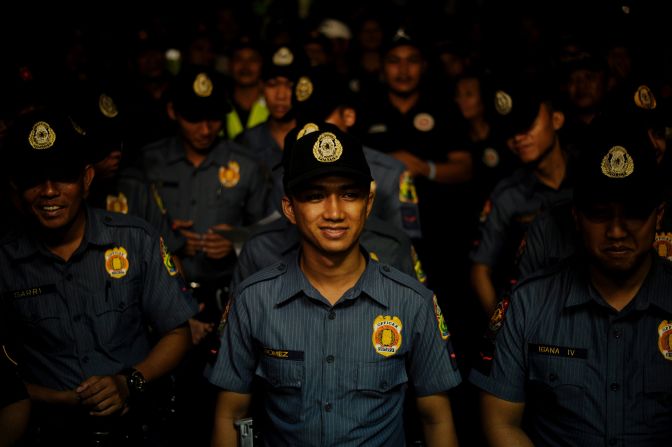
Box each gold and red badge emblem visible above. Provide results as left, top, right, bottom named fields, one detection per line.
left=369, top=252, right=380, bottom=262
left=219, top=161, right=241, bottom=188
left=433, top=295, right=450, bottom=341
left=488, top=297, right=510, bottom=332
left=399, top=171, right=418, bottom=204
left=413, top=113, right=435, bottom=132
left=159, top=237, right=178, bottom=276
left=657, top=320, right=672, bottom=361
left=411, top=245, right=427, bottom=284
left=104, top=246, right=129, bottom=278
left=654, top=232, right=672, bottom=261
left=372, top=315, right=403, bottom=357
left=106, top=193, right=128, bottom=214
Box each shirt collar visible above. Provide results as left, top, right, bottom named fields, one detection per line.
left=165, top=137, right=231, bottom=167
left=274, top=248, right=388, bottom=308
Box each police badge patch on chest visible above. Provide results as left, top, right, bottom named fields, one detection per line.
left=372, top=315, right=403, bottom=357
left=105, top=247, right=129, bottom=278
left=658, top=320, right=672, bottom=361
left=219, top=161, right=241, bottom=188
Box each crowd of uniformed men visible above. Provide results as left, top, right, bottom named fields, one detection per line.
left=1, top=2, right=672, bottom=446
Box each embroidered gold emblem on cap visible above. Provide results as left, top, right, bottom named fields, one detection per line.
left=193, top=73, right=213, bottom=97
left=99, top=94, right=119, bottom=118
left=634, top=85, right=656, bottom=110
left=313, top=132, right=343, bottom=163
left=273, top=47, right=294, bottom=66
left=28, top=121, right=56, bottom=150
left=495, top=90, right=512, bottom=115
left=106, top=193, right=128, bottom=214
left=372, top=315, right=403, bottom=357
left=295, top=76, right=314, bottom=102
left=297, top=123, right=320, bottom=140
left=601, top=145, right=634, bottom=178
left=393, top=28, right=411, bottom=42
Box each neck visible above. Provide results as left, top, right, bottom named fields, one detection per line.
left=388, top=90, right=420, bottom=115
left=234, top=84, right=262, bottom=110
left=184, top=143, right=210, bottom=168
left=589, top=254, right=652, bottom=311
left=268, top=119, right=296, bottom=150
left=299, top=244, right=366, bottom=305
left=534, top=140, right=566, bottom=190
left=37, top=207, right=87, bottom=262
left=469, top=117, right=490, bottom=141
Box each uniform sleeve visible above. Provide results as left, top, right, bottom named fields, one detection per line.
left=140, top=233, right=197, bottom=334
left=407, top=294, right=462, bottom=396
left=470, top=194, right=511, bottom=267
left=207, top=291, right=257, bottom=393
left=517, top=218, right=546, bottom=279
left=469, top=290, right=528, bottom=402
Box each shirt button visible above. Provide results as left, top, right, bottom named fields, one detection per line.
left=326, top=355, right=334, bottom=363
left=608, top=438, right=617, bottom=446
left=548, top=373, right=558, bottom=382
left=380, top=381, right=389, bottom=389
left=610, top=383, right=620, bottom=391
left=328, top=310, right=336, bottom=320
left=613, top=330, right=622, bottom=339
left=324, top=403, right=332, bottom=412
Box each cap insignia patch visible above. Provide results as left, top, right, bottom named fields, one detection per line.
left=273, top=47, right=294, bottom=66
left=298, top=122, right=320, bottom=139
left=634, top=85, right=656, bottom=110
left=193, top=73, right=213, bottom=97
left=106, top=193, right=128, bottom=214
left=28, top=121, right=56, bottom=150
left=295, top=76, right=314, bottom=102
left=393, top=28, right=411, bottom=42
left=495, top=90, right=512, bottom=115
left=372, top=315, right=403, bottom=357
left=601, top=146, right=634, bottom=178
left=313, top=132, right=343, bottom=163
left=99, top=94, right=119, bottom=118
left=104, top=246, right=129, bottom=278
left=413, top=113, right=435, bottom=132
left=482, top=147, right=500, bottom=167
left=657, top=320, right=672, bottom=361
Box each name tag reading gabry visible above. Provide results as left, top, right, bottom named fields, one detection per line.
left=529, top=343, right=587, bottom=359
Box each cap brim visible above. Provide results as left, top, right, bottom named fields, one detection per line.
left=285, top=166, right=372, bottom=191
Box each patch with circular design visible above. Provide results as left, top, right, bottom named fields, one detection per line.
left=654, top=232, right=672, bottom=261
left=313, top=132, right=343, bottom=162
left=106, top=193, right=128, bottom=214
left=273, top=47, right=294, bottom=66
left=193, top=73, right=213, bottom=97
left=104, top=246, right=129, bottom=278
left=495, top=90, right=512, bottom=115
left=29, top=121, right=56, bottom=150
left=658, top=320, right=672, bottom=361
left=601, top=146, right=634, bottom=178
left=413, top=113, right=435, bottom=132
left=372, top=315, right=403, bottom=357
left=219, top=160, right=241, bottom=188
left=634, top=85, right=656, bottom=110
left=295, top=76, right=314, bottom=102
left=482, top=147, right=500, bottom=167
left=297, top=123, right=320, bottom=139
left=99, top=94, right=119, bottom=118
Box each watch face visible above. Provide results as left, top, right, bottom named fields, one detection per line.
left=128, top=370, right=146, bottom=393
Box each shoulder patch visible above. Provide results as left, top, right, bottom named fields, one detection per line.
left=236, top=261, right=288, bottom=293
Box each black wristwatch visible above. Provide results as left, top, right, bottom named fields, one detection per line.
left=120, top=368, right=146, bottom=398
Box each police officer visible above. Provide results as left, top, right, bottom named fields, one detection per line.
left=470, top=121, right=671, bottom=445
left=209, top=125, right=461, bottom=446
left=0, top=109, right=196, bottom=445
left=470, top=77, right=573, bottom=315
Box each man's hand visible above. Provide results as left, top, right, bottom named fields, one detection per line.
left=76, top=375, right=129, bottom=417
left=391, top=150, right=428, bottom=177
left=203, top=224, right=234, bottom=259
left=173, top=220, right=203, bottom=257
left=189, top=317, right=215, bottom=345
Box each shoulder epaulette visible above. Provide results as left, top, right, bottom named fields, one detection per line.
left=99, top=210, right=154, bottom=234
left=378, top=263, right=430, bottom=297
left=512, top=257, right=573, bottom=292
left=237, top=261, right=288, bottom=292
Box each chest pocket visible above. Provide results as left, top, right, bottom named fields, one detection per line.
left=255, top=356, right=305, bottom=423
left=92, top=278, right=143, bottom=349
left=212, top=180, right=246, bottom=225
left=157, top=180, right=181, bottom=214
left=11, top=292, right=68, bottom=353
left=356, top=356, right=408, bottom=398
left=643, top=364, right=672, bottom=430
left=527, top=353, right=587, bottom=415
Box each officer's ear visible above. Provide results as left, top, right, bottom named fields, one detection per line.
left=656, top=202, right=666, bottom=230
left=366, top=181, right=376, bottom=218
left=82, top=165, right=95, bottom=198
left=341, top=107, right=356, bottom=129
left=282, top=195, right=297, bottom=224
left=551, top=109, right=565, bottom=131
left=167, top=102, right=177, bottom=121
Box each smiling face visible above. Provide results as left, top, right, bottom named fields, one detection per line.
left=282, top=176, right=374, bottom=258
left=575, top=202, right=662, bottom=276
left=17, top=165, right=94, bottom=231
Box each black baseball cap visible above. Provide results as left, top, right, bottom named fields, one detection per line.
left=292, top=66, right=354, bottom=125
left=493, top=78, right=557, bottom=139
left=573, top=118, right=663, bottom=213
left=282, top=122, right=372, bottom=192
left=381, top=26, right=424, bottom=56
left=170, top=66, right=231, bottom=122
left=261, top=46, right=306, bottom=82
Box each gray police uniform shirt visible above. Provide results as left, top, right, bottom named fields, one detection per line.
left=470, top=167, right=572, bottom=284
left=229, top=217, right=417, bottom=295
left=138, top=136, right=268, bottom=282
left=0, top=207, right=197, bottom=391
left=470, top=256, right=672, bottom=446
left=209, top=252, right=461, bottom=446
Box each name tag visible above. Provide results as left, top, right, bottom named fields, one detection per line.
left=528, top=343, right=587, bottom=359
left=263, top=347, right=304, bottom=361
left=5, top=284, right=57, bottom=300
